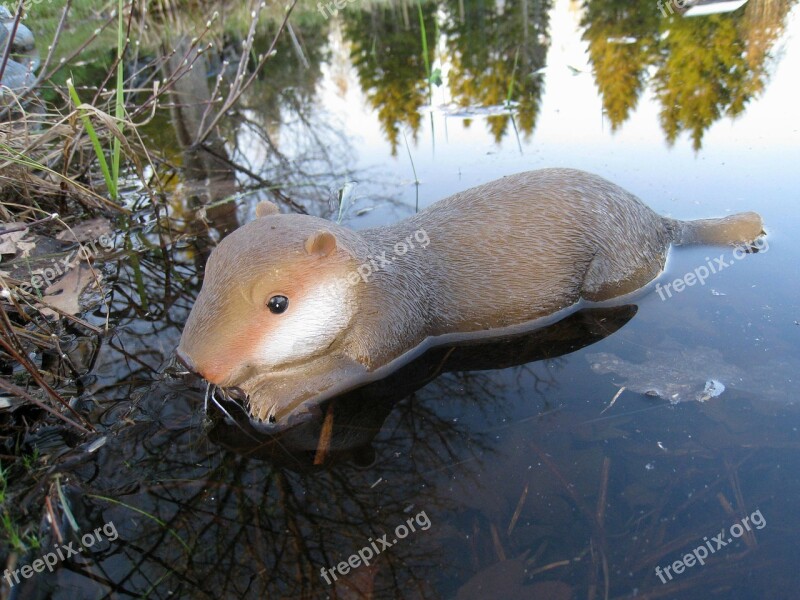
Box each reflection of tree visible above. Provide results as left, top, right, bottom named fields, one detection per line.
left=341, top=0, right=791, bottom=152
left=223, top=21, right=358, bottom=215
left=343, top=4, right=436, bottom=155
left=241, top=22, right=328, bottom=125
left=140, top=15, right=391, bottom=221
left=444, top=0, right=552, bottom=141
left=741, top=0, right=795, bottom=70
left=580, top=0, right=659, bottom=130
left=654, top=13, right=759, bottom=150
left=582, top=0, right=796, bottom=149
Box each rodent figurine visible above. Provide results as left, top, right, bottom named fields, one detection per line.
left=176, top=168, right=764, bottom=426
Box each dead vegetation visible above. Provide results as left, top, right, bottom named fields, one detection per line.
left=0, top=0, right=299, bottom=566
left=0, top=0, right=297, bottom=417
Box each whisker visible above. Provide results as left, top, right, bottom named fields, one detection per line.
left=210, top=393, right=236, bottom=421
left=210, top=392, right=262, bottom=442
left=203, top=382, right=212, bottom=414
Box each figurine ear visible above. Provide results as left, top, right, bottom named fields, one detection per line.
left=304, top=230, right=337, bottom=257
left=255, top=201, right=279, bottom=217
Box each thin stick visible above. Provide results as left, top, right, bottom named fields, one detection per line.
left=313, top=403, right=335, bottom=465
left=0, top=0, right=25, bottom=85
left=0, top=321, right=93, bottom=430
left=596, top=457, right=611, bottom=526
left=490, top=522, right=506, bottom=561
left=194, top=0, right=299, bottom=146
left=0, top=212, right=59, bottom=235
left=596, top=457, right=611, bottom=600
left=527, top=559, right=570, bottom=576
left=0, top=0, right=77, bottom=120
left=0, top=377, right=90, bottom=433
left=16, top=288, right=103, bottom=334
left=44, top=495, right=64, bottom=544
left=726, top=461, right=758, bottom=550
left=600, top=386, right=625, bottom=414
left=507, top=482, right=529, bottom=536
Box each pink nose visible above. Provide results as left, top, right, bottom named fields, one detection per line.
left=176, top=347, right=229, bottom=385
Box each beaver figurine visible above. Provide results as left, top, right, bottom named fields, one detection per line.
left=176, top=168, right=764, bottom=425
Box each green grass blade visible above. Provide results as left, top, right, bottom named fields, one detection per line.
left=55, top=476, right=80, bottom=532
left=112, top=0, right=124, bottom=188
left=402, top=130, right=420, bottom=212
left=67, top=79, right=117, bottom=199
left=416, top=0, right=432, bottom=100
left=88, top=494, right=191, bottom=553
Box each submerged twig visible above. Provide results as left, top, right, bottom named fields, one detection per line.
left=313, top=403, right=335, bottom=465
left=0, top=304, right=94, bottom=431
left=600, top=386, right=625, bottom=415
left=507, top=482, right=529, bottom=536
left=0, top=378, right=90, bottom=433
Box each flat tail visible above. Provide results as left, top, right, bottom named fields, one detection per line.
left=666, top=212, right=765, bottom=246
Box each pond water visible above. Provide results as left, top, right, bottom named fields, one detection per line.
left=8, top=0, right=800, bottom=598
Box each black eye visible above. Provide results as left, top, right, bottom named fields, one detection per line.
left=267, top=295, right=289, bottom=314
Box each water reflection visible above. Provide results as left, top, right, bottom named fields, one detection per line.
left=581, top=0, right=660, bottom=130
left=650, top=0, right=795, bottom=149
left=47, top=0, right=797, bottom=157
left=444, top=0, right=552, bottom=141
left=18, top=306, right=632, bottom=597
left=21, top=293, right=800, bottom=598
left=62, top=0, right=792, bottom=198
left=164, top=37, right=239, bottom=236
left=344, top=3, right=438, bottom=154
left=336, top=0, right=794, bottom=151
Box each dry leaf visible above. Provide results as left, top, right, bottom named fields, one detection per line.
left=39, top=262, right=100, bottom=317
left=15, top=239, right=36, bottom=259
left=0, top=223, right=30, bottom=257
left=56, top=217, right=113, bottom=243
